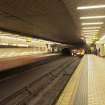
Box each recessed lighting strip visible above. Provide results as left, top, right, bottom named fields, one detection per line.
left=77, top=5, right=105, bottom=10
left=82, top=22, right=104, bottom=25
left=82, top=27, right=101, bottom=29
left=82, top=30, right=99, bottom=32
left=82, top=32, right=98, bottom=34
left=80, top=16, right=105, bottom=19
left=83, top=32, right=97, bottom=34
left=82, top=33, right=98, bottom=36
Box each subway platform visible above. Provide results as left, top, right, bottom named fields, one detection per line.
left=56, top=54, right=105, bottom=105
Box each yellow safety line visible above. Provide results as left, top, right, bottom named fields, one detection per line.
left=55, top=56, right=87, bottom=105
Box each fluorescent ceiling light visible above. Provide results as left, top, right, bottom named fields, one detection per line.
left=82, top=22, right=104, bottom=25
left=83, top=33, right=97, bottom=34
left=82, top=31, right=98, bottom=33
left=77, top=5, right=105, bottom=10
left=84, top=34, right=97, bottom=36
left=82, top=32, right=98, bottom=35
left=84, top=35, right=96, bottom=38
left=81, top=31, right=98, bottom=33
left=85, top=34, right=96, bottom=36
left=80, top=16, right=105, bottom=19
left=86, top=38, right=96, bottom=40
left=82, top=29, right=99, bottom=31
left=83, top=33, right=98, bottom=35
left=82, top=27, right=101, bottom=29
left=82, top=30, right=99, bottom=32
left=83, top=32, right=98, bottom=34
left=83, top=34, right=97, bottom=36
left=82, top=33, right=98, bottom=35
left=86, top=38, right=93, bottom=40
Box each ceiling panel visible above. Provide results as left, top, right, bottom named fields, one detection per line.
left=0, top=0, right=105, bottom=44
left=64, top=0, right=105, bottom=43
left=0, top=0, right=81, bottom=44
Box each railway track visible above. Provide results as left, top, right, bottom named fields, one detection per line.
left=0, top=56, right=81, bottom=105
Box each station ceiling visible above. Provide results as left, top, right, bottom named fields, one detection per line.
left=0, top=0, right=105, bottom=44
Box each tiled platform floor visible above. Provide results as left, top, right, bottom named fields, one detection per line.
left=56, top=55, right=105, bottom=105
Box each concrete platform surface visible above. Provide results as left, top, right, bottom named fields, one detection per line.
left=55, top=55, right=105, bottom=105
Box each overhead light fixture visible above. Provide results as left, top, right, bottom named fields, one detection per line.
left=77, top=5, right=105, bottom=10
left=83, top=34, right=97, bottom=36
left=84, top=34, right=97, bottom=36
left=82, top=33, right=98, bottom=35
left=85, top=35, right=96, bottom=37
left=82, top=33, right=96, bottom=36
left=82, top=22, right=104, bottom=25
left=80, top=16, right=105, bottom=19
left=82, top=33, right=98, bottom=36
left=83, top=33, right=97, bottom=35
left=82, top=32, right=98, bottom=34
left=82, top=31, right=99, bottom=32
left=83, top=33, right=97, bottom=34
left=82, top=30, right=99, bottom=32
left=82, top=27, right=101, bottom=29
left=85, top=34, right=96, bottom=36
left=82, top=31, right=98, bottom=33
